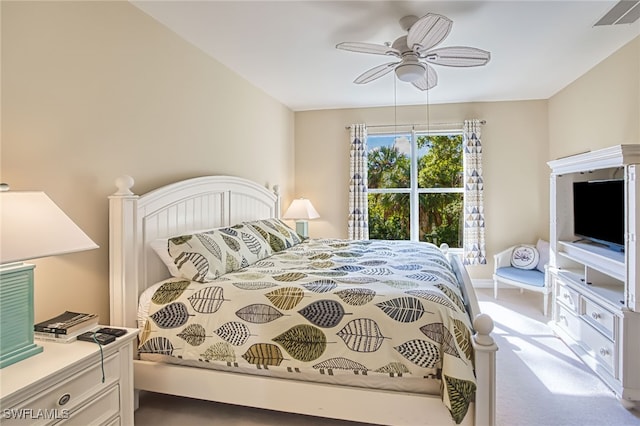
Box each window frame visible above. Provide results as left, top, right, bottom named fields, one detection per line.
left=367, top=129, right=464, bottom=244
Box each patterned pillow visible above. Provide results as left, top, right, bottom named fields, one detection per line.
left=150, top=227, right=219, bottom=278
left=164, top=224, right=273, bottom=282
left=510, top=245, right=540, bottom=270
left=244, top=218, right=304, bottom=252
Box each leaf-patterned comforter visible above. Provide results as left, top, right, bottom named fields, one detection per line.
left=140, top=239, right=476, bottom=423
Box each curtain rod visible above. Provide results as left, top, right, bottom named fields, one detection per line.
left=344, top=120, right=486, bottom=130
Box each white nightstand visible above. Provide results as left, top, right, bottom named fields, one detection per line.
left=0, top=328, right=138, bottom=425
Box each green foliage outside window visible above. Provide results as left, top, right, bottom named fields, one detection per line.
left=368, top=193, right=410, bottom=240
left=368, top=134, right=463, bottom=247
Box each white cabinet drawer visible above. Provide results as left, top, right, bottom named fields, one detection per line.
left=582, top=297, right=616, bottom=339
left=2, top=353, right=120, bottom=426
left=579, top=320, right=615, bottom=374
left=557, top=303, right=615, bottom=375
left=556, top=282, right=579, bottom=313
left=60, top=385, right=120, bottom=426
left=556, top=305, right=581, bottom=340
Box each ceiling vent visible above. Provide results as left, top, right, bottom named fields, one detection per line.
left=594, top=0, right=640, bottom=26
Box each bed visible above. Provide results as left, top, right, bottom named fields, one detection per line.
left=108, top=175, right=497, bottom=426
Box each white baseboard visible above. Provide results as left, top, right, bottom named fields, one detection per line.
left=472, top=278, right=494, bottom=288
left=472, top=279, right=517, bottom=290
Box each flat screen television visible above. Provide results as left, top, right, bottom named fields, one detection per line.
left=573, top=179, right=625, bottom=252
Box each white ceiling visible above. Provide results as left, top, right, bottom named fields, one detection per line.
left=132, top=1, right=639, bottom=111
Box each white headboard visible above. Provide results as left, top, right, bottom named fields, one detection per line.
left=108, top=175, right=280, bottom=328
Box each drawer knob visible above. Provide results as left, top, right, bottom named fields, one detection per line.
left=591, top=312, right=601, bottom=320
left=57, top=393, right=71, bottom=406
left=599, top=348, right=610, bottom=357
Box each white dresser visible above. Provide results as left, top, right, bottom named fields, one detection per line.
left=548, top=145, right=640, bottom=409
left=0, top=329, right=137, bottom=425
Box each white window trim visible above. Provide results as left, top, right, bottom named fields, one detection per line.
left=367, top=129, right=464, bottom=244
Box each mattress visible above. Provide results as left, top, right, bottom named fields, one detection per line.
left=138, top=238, right=476, bottom=422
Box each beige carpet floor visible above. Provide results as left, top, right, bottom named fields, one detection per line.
left=133, top=288, right=640, bottom=426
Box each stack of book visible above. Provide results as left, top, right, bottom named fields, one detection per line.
left=34, top=311, right=99, bottom=343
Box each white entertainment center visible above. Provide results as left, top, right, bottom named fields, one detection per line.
left=548, top=144, right=640, bottom=409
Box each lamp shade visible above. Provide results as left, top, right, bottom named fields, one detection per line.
left=282, top=198, right=320, bottom=220
left=0, top=191, right=99, bottom=264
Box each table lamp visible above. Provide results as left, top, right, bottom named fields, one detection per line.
left=282, top=198, right=320, bottom=238
left=0, top=185, right=98, bottom=368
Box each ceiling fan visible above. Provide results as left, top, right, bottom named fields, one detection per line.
left=336, top=13, right=491, bottom=91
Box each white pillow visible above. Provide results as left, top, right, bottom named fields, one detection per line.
left=510, top=245, right=540, bottom=270
left=150, top=238, right=181, bottom=277
left=535, top=239, right=550, bottom=272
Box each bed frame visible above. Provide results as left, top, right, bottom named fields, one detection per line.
left=108, top=175, right=497, bottom=426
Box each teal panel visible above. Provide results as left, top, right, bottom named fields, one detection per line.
left=0, top=264, right=43, bottom=368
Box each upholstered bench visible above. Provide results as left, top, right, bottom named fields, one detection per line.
left=493, top=240, right=551, bottom=315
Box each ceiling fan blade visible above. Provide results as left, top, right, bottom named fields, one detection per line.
left=411, top=64, right=438, bottom=91
left=336, top=42, right=400, bottom=57
left=422, top=46, right=491, bottom=67
left=406, top=13, right=452, bottom=53
left=354, top=62, right=399, bottom=84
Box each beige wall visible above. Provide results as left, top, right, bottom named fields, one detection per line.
left=1, top=2, right=295, bottom=323
left=549, top=36, right=639, bottom=159
left=295, top=100, right=549, bottom=279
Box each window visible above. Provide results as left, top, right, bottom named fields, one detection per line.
left=367, top=131, right=463, bottom=247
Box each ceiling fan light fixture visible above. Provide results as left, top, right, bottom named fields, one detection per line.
left=395, top=63, right=425, bottom=82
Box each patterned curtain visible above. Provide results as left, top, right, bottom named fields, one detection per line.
left=348, top=124, right=368, bottom=240
left=463, top=119, right=486, bottom=264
